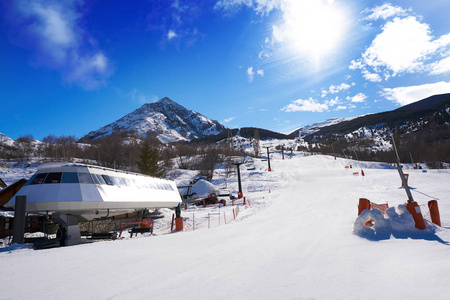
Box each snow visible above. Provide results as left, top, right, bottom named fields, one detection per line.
left=190, top=179, right=216, bottom=198
left=285, top=117, right=357, bottom=136
left=1, top=154, right=450, bottom=299
left=81, top=98, right=225, bottom=143
left=0, top=133, right=15, bottom=147
left=0, top=162, right=36, bottom=186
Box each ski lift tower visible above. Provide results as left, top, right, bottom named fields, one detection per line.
left=233, top=161, right=244, bottom=199
left=264, top=146, right=272, bottom=171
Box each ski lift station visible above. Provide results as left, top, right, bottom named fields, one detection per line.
left=5, top=163, right=182, bottom=246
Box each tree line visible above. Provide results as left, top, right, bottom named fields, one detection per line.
left=0, top=130, right=249, bottom=178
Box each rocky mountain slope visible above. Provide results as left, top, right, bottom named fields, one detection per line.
left=286, top=117, right=357, bottom=139
left=79, top=97, right=227, bottom=143
left=303, top=93, right=450, bottom=143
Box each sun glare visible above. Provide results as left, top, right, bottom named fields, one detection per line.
left=272, top=0, right=349, bottom=68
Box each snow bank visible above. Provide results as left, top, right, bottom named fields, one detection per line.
left=354, top=204, right=436, bottom=240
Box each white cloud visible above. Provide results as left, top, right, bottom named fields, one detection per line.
left=362, top=3, right=408, bottom=21
left=66, top=53, right=111, bottom=89
left=335, top=105, right=347, bottom=111
left=281, top=98, right=329, bottom=112
left=246, top=66, right=263, bottom=81
left=321, top=83, right=351, bottom=97
left=329, top=83, right=351, bottom=94
left=167, top=30, right=178, bottom=40
left=258, top=50, right=270, bottom=59
left=429, top=56, right=450, bottom=75
left=381, top=81, right=450, bottom=106
left=362, top=70, right=382, bottom=82
left=223, top=117, right=236, bottom=123
left=363, top=17, right=433, bottom=75
left=325, top=96, right=341, bottom=107
left=349, top=59, right=364, bottom=70
left=10, top=0, right=111, bottom=89
left=347, top=93, right=367, bottom=103
left=214, top=0, right=280, bottom=15
left=247, top=66, right=255, bottom=82
left=354, top=13, right=450, bottom=81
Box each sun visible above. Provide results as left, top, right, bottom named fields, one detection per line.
left=272, top=0, right=349, bottom=68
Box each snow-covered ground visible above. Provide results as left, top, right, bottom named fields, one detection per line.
left=1, top=154, right=450, bottom=299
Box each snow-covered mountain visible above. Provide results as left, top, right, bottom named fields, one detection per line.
left=306, top=93, right=450, bottom=142
left=79, top=97, right=227, bottom=143
left=286, top=117, right=356, bottom=138
left=0, top=133, right=15, bottom=147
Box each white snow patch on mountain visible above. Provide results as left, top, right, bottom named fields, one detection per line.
left=80, top=97, right=226, bottom=143
left=0, top=133, right=15, bottom=147
left=286, top=117, right=357, bottom=136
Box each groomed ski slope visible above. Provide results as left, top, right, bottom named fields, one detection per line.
left=1, top=154, right=450, bottom=300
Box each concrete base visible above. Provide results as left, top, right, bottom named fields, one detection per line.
left=52, top=213, right=82, bottom=246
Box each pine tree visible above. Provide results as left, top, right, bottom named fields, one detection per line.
left=137, top=140, right=163, bottom=177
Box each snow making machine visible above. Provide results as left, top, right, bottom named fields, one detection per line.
left=6, top=163, right=182, bottom=247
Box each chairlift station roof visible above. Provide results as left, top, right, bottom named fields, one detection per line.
left=6, top=163, right=181, bottom=221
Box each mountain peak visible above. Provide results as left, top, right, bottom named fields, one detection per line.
left=158, top=97, right=174, bottom=104
left=79, top=98, right=227, bottom=143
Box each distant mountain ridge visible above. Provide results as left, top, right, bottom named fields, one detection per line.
left=79, top=97, right=227, bottom=143
left=286, top=117, right=357, bottom=138
left=302, top=93, right=450, bottom=142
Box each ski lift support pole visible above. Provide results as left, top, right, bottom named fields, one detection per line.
left=392, top=135, right=414, bottom=203
left=264, top=146, right=272, bottom=171
left=281, top=145, right=285, bottom=160
left=409, top=152, right=415, bottom=166
left=233, top=161, right=244, bottom=198
left=352, top=149, right=360, bottom=168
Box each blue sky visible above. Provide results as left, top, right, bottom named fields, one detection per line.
left=1, top=0, right=450, bottom=140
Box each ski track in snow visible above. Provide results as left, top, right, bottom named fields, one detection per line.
left=1, top=154, right=450, bottom=299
